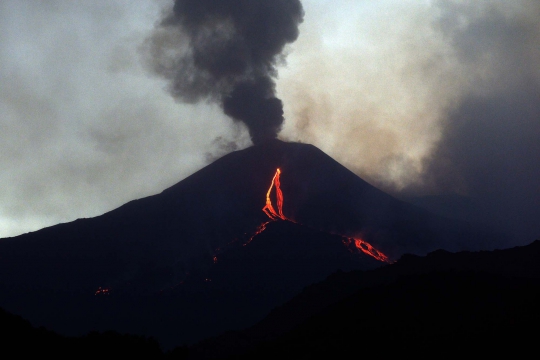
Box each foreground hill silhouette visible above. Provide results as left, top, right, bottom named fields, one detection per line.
left=0, top=306, right=167, bottom=358
left=189, top=239, right=540, bottom=359
left=0, top=140, right=505, bottom=348
left=4, top=238, right=538, bottom=358
left=0, top=220, right=380, bottom=350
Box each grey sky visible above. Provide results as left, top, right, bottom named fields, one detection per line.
left=1, top=1, right=539, bottom=243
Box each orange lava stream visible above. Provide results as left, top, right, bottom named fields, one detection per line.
left=244, top=221, right=271, bottom=246
left=253, top=168, right=391, bottom=264
left=342, top=238, right=390, bottom=263
left=262, top=168, right=286, bottom=220
left=245, top=168, right=287, bottom=246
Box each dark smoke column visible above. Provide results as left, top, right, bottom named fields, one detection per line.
left=148, top=0, right=304, bottom=145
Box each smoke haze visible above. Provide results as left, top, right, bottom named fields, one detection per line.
left=278, top=0, right=540, bottom=242
left=145, top=0, right=304, bottom=144
left=0, top=1, right=248, bottom=237
left=1, top=1, right=539, bottom=244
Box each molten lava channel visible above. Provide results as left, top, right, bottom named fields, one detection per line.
left=252, top=168, right=391, bottom=263
left=262, top=168, right=286, bottom=220
left=342, top=238, right=390, bottom=263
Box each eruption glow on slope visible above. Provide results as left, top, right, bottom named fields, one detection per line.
left=342, top=238, right=389, bottom=263
left=245, top=168, right=285, bottom=245
left=263, top=168, right=286, bottom=220
left=253, top=168, right=390, bottom=263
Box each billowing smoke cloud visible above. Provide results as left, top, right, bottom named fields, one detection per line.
left=2, top=1, right=539, bottom=246
left=0, top=1, right=242, bottom=238
left=412, top=0, right=540, bottom=243
left=277, top=0, right=540, bottom=244
left=145, top=0, right=304, bottom=145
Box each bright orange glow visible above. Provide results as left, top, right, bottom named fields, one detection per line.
left=249, top=168, right=391, bottom=264
left=342, top=237, right=390, bottom=263
left=262, top=168, right=286, bottom=220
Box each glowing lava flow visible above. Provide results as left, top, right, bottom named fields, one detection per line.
left=249, top=168, right=391, bottom=263
left=262, top=168, right=286, bottom=220
left=245, top=168, right=287, bottom=245
left=342, top=238, right=390, bottom=263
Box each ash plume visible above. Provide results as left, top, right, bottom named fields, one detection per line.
left=416, top=1, right=540, bottom=242
left=145, top=0, right=304, bottom=145
left=276, top=1, right=540, bottom=244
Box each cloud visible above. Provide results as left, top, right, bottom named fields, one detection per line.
left=143, top=0, right=304, bottom=144
left=414, top=0, right=540, bottom=241
left=1, top=1, right=538, bottom=244
left=0, top=1, right=248, bottom=237
left=278, top=0, right=540, bottom=241
left=278, top=0, right=467, bottom=190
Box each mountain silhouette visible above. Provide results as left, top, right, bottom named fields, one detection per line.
left=3, top=239, right=539, bottom=358
left=0, top=140, right=505, bottom=348
left=189, top=239, right=540, bottom=359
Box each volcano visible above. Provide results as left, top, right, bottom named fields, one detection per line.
left=0, top=140, right=502, bottom=348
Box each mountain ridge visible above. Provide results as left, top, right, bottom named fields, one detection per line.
left=0, top=140, right=508, bottom=348
left=189, top=238, right=540, bottom=359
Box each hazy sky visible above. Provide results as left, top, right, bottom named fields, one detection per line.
left=1, top=0, right=539, bottom=241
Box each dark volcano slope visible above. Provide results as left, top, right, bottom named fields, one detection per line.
left=186, top=220, right=382, bottom=295
left=189, top=239, right=540, bottom=359
left=0, top=306, right=166, bottom=358
left=0, top=140, right=504, bottom=347
left=238, top=271, right=540, bottom=359
left=0, top=140, right=495, bottom=293
left=0, top=220, right=384, bottom=350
